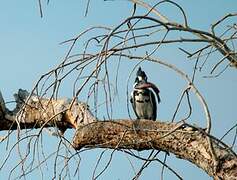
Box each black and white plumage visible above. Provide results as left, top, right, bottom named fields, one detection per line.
left=130, top=67, right=161, bottom=121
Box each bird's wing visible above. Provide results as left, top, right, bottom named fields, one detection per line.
left=148, top=82, right=161, bottom=104
left=150, top=90, right=157, bottom=120
left=156, top=92, right=161, bottom=104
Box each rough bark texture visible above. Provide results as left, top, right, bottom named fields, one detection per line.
left=0, top=89, right=236, bottom=179
left=72, top=120, right=237, bottom=180
left=0, top=89, right=96, bottom=132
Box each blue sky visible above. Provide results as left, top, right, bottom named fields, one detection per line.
left=0, top=1, right=236, bottom=179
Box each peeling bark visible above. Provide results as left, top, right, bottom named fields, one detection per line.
left=72, top=120, right=237, bottom=180
left=0, top=89, right=96, bottom=132
left=0, top=89, right=236, bottom=179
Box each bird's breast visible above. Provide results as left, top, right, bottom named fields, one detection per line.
left=134, top=89, right=151, bottom=101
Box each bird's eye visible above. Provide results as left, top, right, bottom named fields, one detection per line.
left=135, top=77, right=139, bottom=83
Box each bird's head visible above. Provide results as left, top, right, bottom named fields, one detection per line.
left=135, top=67, right=147, bottom=85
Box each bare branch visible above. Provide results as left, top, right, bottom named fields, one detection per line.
left=0, top=89, right=96, bottom=132
left=72, top=120, right=237, bottom=179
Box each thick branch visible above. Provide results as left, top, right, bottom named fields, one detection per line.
left=72, top=120, right=237, bottom=179
left=0, top=89, right=96, bottom=132
left=1, top=90, right=236, bottom=179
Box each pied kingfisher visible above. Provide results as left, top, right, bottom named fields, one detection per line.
left=130, top=67, right=161, bottom=120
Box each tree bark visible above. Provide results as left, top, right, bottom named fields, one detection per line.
left=72, top=120, right=237, bottom=180
left=0, top=89, right=96, bottom=132
left=0, top=90, right=236, bottom=179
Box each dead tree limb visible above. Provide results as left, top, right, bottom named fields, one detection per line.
left=0, top=89, right=236, bottom=179
left=0, top=89, right=96, bottom=132
left=72, top=120, right=237, bottom=180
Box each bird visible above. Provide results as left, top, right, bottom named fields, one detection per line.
left=130, top=67, right=161, bottom=120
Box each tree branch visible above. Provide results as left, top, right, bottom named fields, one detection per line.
left=0, top=89, right=96, bottom=132
left=72, top=120, right=237, bottom=180
left=0, top=89, right=236, bottom=179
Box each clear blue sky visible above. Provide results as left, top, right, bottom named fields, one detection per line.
left=0, top=1, right=236, bottom=179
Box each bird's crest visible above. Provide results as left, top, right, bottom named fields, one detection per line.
left=136, top=67, right=147, bottom=82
